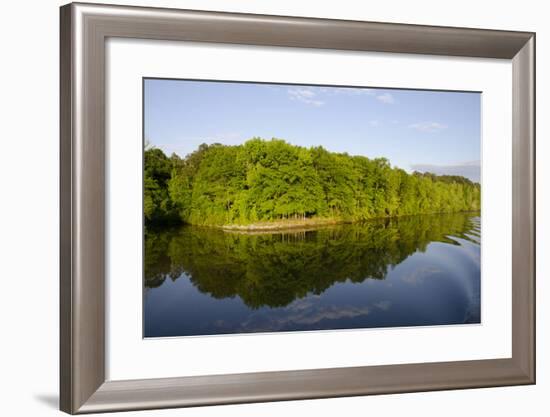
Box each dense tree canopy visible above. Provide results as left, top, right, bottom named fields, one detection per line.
left=144, top=138, right=480, bottom=226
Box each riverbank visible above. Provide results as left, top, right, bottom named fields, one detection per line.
left=217, top=210, right=481, bottom=233
left=146, top=211, right=481, bottom=233
left=220, top=218, right=348, bottom=232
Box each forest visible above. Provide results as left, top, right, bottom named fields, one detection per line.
left=144, top=138, right=481, bottom=227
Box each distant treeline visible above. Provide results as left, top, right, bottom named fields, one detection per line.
left=144, top=138, right=480, bottom=226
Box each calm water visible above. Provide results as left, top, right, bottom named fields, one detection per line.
left=144, top=212, right=480, bottom=337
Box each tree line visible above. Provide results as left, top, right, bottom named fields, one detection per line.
left=144, top=138, right=480, bottom=226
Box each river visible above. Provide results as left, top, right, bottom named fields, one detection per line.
left=144, top=212, right=481, bottom=337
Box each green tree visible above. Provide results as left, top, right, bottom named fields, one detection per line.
left=144, top=139, right=481, bottom=227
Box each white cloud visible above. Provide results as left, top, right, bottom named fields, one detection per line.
left=287, top=88, right=324, bottom=107
left=368, top=120, right=379, bottom=127
left=401, top=266, right=442, bottom=285
left=237, top=303, right=373, bottom=332
left=408, top=121, right=448, bottom=132
left=286, top=85, right=384, bottom=106
left=376, top=92, right=395, bottom=104
left=374, top=300, right=392, bottom=311
left=318, top=86, right=375, bottom=96
left=284, top=85, right=398, bottom=106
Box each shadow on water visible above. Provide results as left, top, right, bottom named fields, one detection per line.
left=144, top=212, right=481, bottom=337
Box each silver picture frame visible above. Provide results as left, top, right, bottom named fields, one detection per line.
left=60, top=2, right=535, bottom=414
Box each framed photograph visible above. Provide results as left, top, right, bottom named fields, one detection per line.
left=142, top=78, right=484, bottom=338
left=60, top=2, right=535, bottom=414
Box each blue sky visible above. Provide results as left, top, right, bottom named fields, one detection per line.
left=144, top=79, right=481, bottom=182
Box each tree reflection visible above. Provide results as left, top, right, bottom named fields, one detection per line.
left=144, top=212, right=479, bottom=308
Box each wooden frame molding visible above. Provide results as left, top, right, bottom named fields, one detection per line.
left=60, top=2, right=535, bottom=414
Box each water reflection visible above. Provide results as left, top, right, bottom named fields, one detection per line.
left=144, top=212, right=480, bottom=337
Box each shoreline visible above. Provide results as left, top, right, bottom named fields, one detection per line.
left=218, top=210, right=480, bottom=233
left=220, top=218, right=348, bottom=233
left=145, top=211, right=481, bottom=233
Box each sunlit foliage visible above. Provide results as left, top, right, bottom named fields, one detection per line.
left=144, top=139, right=480, bottom=226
